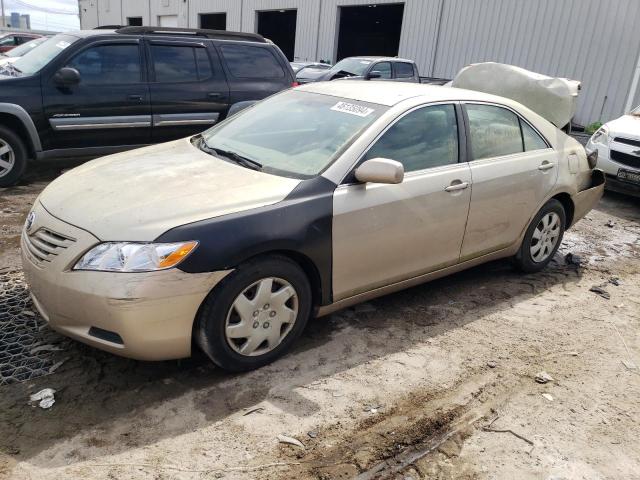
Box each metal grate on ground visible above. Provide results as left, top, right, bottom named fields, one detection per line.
left=0, top=269, right=66, bottom=386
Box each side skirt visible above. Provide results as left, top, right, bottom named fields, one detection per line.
left=315, top=244, right=519, bottom=317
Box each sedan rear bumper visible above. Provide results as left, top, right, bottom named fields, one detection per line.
left=571, top=169, right=605, bottom=226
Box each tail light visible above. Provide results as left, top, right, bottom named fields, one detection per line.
left=291, top=81, right=300, bottom=87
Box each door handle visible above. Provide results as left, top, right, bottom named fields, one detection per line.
left=444, top=181, right=469, bottom=192
left=128, top=94, right=143, bottom=102
left=538, top=162, right=555, bottom=171
left=208, top=92, right=222, bottom=99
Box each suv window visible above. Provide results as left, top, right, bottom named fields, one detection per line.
left=395, top=62, right=414, bottom=78
left=67, top=44, right=141, bottom=84
left=466, top=104, right=523, bottom=160
left=372, top=62, right=391, bottom=79
left=220, top=44, right=284, bottom=79
left=151, top=44, right=212, bottom=83
left=521, top=120, right=548, bottom=151
left=364, top=104, right=459, bottom=172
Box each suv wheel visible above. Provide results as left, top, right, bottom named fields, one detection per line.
left=0, top=126, right=28, bottom=187
left=195, top=255, right=312, bottom=372
left=514, top=199, right=566, bottom=273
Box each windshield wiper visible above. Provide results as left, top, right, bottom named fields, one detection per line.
left=198, top=137, right=263, bottom=171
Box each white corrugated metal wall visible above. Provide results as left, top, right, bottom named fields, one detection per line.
left=432, top=0, right=640, bottom=126
left=188, top=0, right=242, bottom=30
left=80, top=0, right=640, bottom=125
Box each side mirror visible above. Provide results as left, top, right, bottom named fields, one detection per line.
left=53, top=67, right=80, bottom=86
left=366, top=71, right=382, bottom=80
left=355, top=158, right=404, bottom=184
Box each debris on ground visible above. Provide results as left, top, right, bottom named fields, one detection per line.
left=565, top=253, right=583, bottom=267
left=609, top=277, right=621, bottom=286
left=589, top=285, right=611, bottom=299
left=29, top=388, right=56, bottom=409
left=363, top=404, right=383, bottom=413
left=621, top=360, right=637, bottom=370
left=277, top=434, right=305, bottom=448
left=487, top=360, right=498, bottom=368
left=535, top=371, right=554, bottom=384
left=481, top=416, right=535, bottom=446
left=606, top=220, right=616, bottom=228
left=307, top=431, right=318, bottom=439
left=542, top=393, right=554, bottom=402
left=243, top=406, right=265, bottom=416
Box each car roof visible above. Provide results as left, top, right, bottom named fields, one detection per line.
left=297, top=80, right=513, bottom=107
left=343, top=56, right=414, bottom=63
left=57, top=29, right=116, bottom=38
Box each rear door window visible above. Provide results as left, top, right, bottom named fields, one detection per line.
left=466, top=104, right=524, bottom=160
left=220, top=44, right=284, bottom=79
left=395, top=62, right=415, bottom=78
left=151, top=44, right=213, bottom=83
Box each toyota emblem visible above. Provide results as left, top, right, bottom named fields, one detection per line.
left=25, top=211, right=36, bottom=233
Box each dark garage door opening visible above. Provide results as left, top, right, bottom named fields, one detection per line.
left=257, top=9, right=297, bottom=61
left=336, top=3, right=404, bottom=60
left=200, top=13, right=227, bottom=30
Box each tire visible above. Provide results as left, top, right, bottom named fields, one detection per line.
left=514, top=199, right=566, bottom=273
left=195, top=255, right=312, bottom=372
left=0, top=125, right=28, bottom=188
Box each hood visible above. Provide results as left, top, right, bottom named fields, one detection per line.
left=39, top=138, right=301, bottom=241
left=606, top=114, right=640, bottom=139
left=297, top=67, right=330, bottom=82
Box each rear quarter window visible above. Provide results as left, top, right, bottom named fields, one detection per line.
left=220, top=44, right=284, bottom=79
left=395, top=62, right=415, bottom=78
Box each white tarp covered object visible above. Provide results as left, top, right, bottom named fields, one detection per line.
left=451, top=62, right=581, bottom=128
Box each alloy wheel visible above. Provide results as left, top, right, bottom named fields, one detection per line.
left=0, top=138, right=15, bottom=179
left=225, top=277, right=298, bottom=357
left=530, top=212, right=561, bottom=263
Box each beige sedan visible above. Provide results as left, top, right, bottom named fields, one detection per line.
left=21, top=81, right=604, bottom=371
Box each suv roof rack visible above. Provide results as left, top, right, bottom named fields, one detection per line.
left=115, top=26, right=266, bottom=43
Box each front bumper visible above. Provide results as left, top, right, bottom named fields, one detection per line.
left=594, top=146, right=640, bottom=196
left=21, top=202, right=229, bottom=361
left=570, top=169, right=605, bottom=226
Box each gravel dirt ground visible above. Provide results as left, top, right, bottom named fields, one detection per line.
left=1, top=161, right=639, bottom=480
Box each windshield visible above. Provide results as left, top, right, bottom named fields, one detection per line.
left=329, top=58, right=372, bottom=76
left=202, top=90, right=386, bottom=178
left=6, top=37, right=47, bottom=58
left=8, top=34, right=78, bottom=76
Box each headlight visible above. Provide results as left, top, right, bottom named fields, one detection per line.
left=73, top=241, right=198, bottom=272
left=589, top=125, right=609, bottom=146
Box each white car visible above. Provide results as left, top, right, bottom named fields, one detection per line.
left=586, top=105, right=640, bottom=196
left=0, top=36, right=47, bottom=67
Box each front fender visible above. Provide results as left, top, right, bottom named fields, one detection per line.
left=0, top=103, right=42, bottom=151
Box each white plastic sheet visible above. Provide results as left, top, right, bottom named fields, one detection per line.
left=452, top=62, right=581, bottom=128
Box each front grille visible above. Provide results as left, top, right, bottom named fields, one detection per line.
left=23, top=228, right=76, bottom=264
left=610, top=149, right=640, bottom=170
left=613, top=136, right=640, bottom=148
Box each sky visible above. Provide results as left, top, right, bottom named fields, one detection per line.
left=3, top=0, right=80, bottom=31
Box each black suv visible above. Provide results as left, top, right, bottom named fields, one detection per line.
left=0, top=27, right=296, bottom=186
